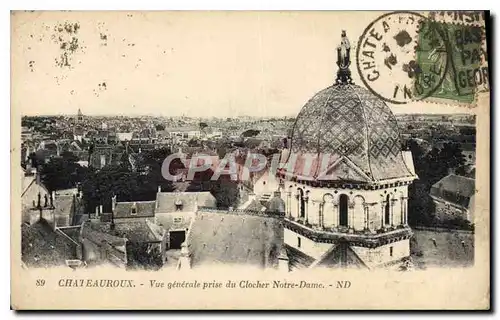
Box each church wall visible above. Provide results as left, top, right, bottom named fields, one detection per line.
left=352, top=196, right=365, bottom=231
left=253, top=172, right=280, bottom=197
left=280, top=181, right=409, bottom=232
left=289, top=191, right=299, bottom=220
left=351, top=239, right=410, bottom=269
left=284, top=228, right=332, bottom=260
left=307, top=201, right=320, bottom=225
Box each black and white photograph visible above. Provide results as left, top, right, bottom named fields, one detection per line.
left=11, top=10, right=490, bottom=310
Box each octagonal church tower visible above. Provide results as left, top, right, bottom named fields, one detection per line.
left=254, top=31, right=418, bottom=270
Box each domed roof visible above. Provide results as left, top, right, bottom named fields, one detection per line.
left=289, top=84, right=413, bottom=182
left=267, top=191, right=285, bottom=214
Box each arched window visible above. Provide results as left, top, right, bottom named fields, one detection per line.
left=339, top=194, right=349, bottom=227
left=298, top=188, right=305, bottom=218
left=322, top=194, right=334, bottom=228
left=385, top=195, right=390, bottom=225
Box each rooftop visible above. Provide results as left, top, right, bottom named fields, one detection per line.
left=22, top=220, right=78, bottom=268
left=113, top=201, right=156, bottom=219
left=411, top=228, right=474, bottom=268
left=289, top=84, right=415, bottom=182
left=155, top=191, right=216, bottom=213
left=430, top=174, right=476, bottom=207
left=186, top=208, right=284, bottom=269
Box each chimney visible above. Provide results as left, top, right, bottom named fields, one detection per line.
left=194, top=196, right=198, bottom=212
left=110, top=206, right=115, bottom=230
left=50, top=191, right=55, bottom=208
left=37, top=192, right=41, bottom=208
left=25, top=161, right=32, bottom=175
left=95, top=206, right=99, bottom=218
left=157, top=185, right=161, bottom=193
left=25, top=145, right=30, bottom=162
left=111, top=195, right=117, bottom=212
left=72, top=193, right=77, bottom=221
left=99, top=205, right=103, bottom=215
left=177, top=242, right=191, bottom=270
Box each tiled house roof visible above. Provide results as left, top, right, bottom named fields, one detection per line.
left=21, top=220, right=78, bottom=268
left=82, top=222, right=127, bottom=247
left=113, top=201, right=156, bottom=219
left=430, top=174, right=476, bottom=208
left=113, top=221, right=163, bottom=243
left=186, top=209, right=284, bottom=269
left=284, top=244, right=315, bottom=270
left=155, top=192, right=216, bottom=213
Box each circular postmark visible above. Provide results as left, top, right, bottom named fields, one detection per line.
left=356, top=11, right=449, bottom=104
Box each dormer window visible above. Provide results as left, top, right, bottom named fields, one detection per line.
left=175, top=199, right=183, bottom=211
left=173, top=217, right=183, bottom=224
left=131, top=202, right=137, bottom=215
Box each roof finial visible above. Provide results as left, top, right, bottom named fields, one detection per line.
left=336, top=30, right=353, bottom=85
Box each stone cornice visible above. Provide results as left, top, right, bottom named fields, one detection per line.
left=284, top=218, right=413, bottom=248
left=197, top=206, right=285, bottom=219
left=279, top=173, right=413, bottom=190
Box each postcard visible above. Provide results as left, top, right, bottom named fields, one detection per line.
left=11, top=10, right=490, bottom=310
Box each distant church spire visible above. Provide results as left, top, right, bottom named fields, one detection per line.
left=77, top=108, right=84, bottom=122
left=335, top=30, right=353, bottom=85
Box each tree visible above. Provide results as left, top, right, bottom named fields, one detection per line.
left=459, top=127, right=475, bottom=136
left=188, top=138, right=201, bottom=147
left=210, top=180, right=240, bottom=209
left=407, top=181, right=437, bottom=226
left=155, top=124, right=165, bottom=131
left=81, top=164, right=136, bottom=212
left=406, top=140, right=468, bottom=227
left=405, top=139, right=439, bottom=226
left=199, top=122, right=208, bottom=131
left=139, top=147, right=175, bottom=194
left=241, top=129, right=260, bottom=138
left=186, top=168, right=240, bottom=209
left=438, top=142, right=466, bottom=174
left=81, top=147, right=179, bottom=212
left=121, top=241, right=163, bottom=270
left=39, top=151, right=87, bottom=192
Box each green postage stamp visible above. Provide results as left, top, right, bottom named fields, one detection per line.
left=415, top=11, right=488, bottom=104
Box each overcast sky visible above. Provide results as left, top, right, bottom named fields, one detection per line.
left=12, top=11, right=475, bottom=117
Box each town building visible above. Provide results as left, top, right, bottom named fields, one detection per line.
left=21, top=220, right=81, bottom=268
left=430, top=174, right=475, bottom=222
left=79, top=221, right=128, bottom=268
left=154, top=191, right=216, bottom=249
left=95, top=190, right=217, bottom=258
left=178, top=193, right=288, bottom=271
left=165, top=126, right=202, bottom=140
